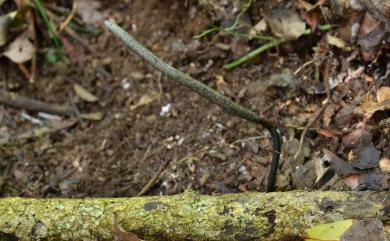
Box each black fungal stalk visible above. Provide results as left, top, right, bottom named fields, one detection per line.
left=104, top=20, right=282, bottom=192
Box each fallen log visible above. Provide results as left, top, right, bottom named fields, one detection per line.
left=0, top=191, right=388, bottom=240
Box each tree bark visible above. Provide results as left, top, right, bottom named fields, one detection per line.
left=0, top=191, right=389, bottom=241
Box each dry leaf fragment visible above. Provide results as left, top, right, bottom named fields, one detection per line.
left=73, top=84, right=98, bottom=102
left=114, top=217, right=141, bottom=241
left=357, top=172, right=389, bottom=191
left=322, top=148, right=357, bottom=177
left=216, top=75, right=234, bottom=96
left=266, top=9, right=306, bottom=40
left=327, top=35, right=352, bottom=51
left=3, top=33, right=35, bottom=63
left=360, top=87, right=390, bottom=117
left=249, top=19, right=267, bottom=36
left=0, top=11, right=17, bottom=46
left=343, top=174, right=361, bottom=190
left=76, top=0, right=106, bottom=25
left=322, top=102, right=339, bottom=127
left=379, top=157, right=390, bottom=172
left=316, top=128, right=342, bottom=138
left=80, top=112, right=103, bottom=121
left=358, top=17, right=387, bottom=61
left=304, top=10, right=319, bottom=31
left=351, top=141, right=381, bottom=170
left=377, top=86, right=390, bottom=103
left=130, top=93, right=157, bottom=111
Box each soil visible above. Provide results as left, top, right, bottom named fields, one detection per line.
left=0, top=0, right=389, bottom=198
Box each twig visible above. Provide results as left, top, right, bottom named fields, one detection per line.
left=137, top=159, right=171, bottom=196
left=230, top=135, right=268, bottom=145
left=294, top=58, right=317, bottom=76
left=17, top=63, right=31, bottom=80
left=0, top=90, right=74, bottom=116
left=68, top=93, right=82, bottom=122
left=293, top=99, right=329, bottom=160
left=59, top=1, right=77, bottom=33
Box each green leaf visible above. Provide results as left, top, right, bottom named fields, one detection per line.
left=304, top=219, right=354, bottom=241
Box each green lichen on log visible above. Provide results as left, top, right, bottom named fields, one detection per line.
left=0, top=191, right=388, bottom=240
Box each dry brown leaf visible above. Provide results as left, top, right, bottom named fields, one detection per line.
left=73, top=84, right=98, bottom=102
left=351, top=141, right=381, bottom=170
left=298, top=0, right=314, bottom=11
left=343, top=174, right=361, bottom=190
left=322, top=148, right=357, bottom=177
left=304, top=10, right=319, bottom=31
left=215, top=75, right=234, bottom=96
left=358, top=14, right=387, bottom=61
left=114, top=218, right=141, bottom=241
left=379, top=157, right=390, bottom=172
left=360, top=87, right=390, bottom=117
left=322, top=103, right=339, bottom=127
left=377, top=86, right=390, bottom=103
left=266, top=9, right=306, bottom=40
left=76, top=0, right=106, bottom=25
left=357, top=172, right=389, bottom=191
left=342, top=126, right=365, bottom=148
left=316, top=128, right=342, bottom=138
left=3, top=33, right=35, bottom=63
left=249, top=19, right=267, bottom=36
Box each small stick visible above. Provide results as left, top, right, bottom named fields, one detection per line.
left=104, top=20, right=282, bottom=192
left=59, top=1, right=77, bottom=33
left=0, top=90, right=74, bottom=116
left=293, top=99, right=328, bottom=160
left=137, top=159, right=171, bottom=196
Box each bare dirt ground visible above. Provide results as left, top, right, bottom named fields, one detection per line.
left=0, top=0, right=389, bottom=198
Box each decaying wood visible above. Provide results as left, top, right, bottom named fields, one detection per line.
left=0, top=191, right=388, bottom=240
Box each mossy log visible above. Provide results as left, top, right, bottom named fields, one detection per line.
left=0, top=191, right=389, bottom=241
